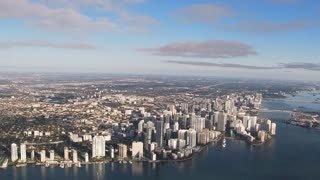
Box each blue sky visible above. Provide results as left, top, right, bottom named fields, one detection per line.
left=0, top=0, right=319, bottom=80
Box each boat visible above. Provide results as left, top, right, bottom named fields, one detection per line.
left=45, top=162, right=50, bottom=167
left=222, top=138, right=226, bottom=148
left=60, top=163, right=64, bottom=168
left=76, top=162, right=81, bottom=168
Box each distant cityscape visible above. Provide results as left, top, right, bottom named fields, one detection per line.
left=0, top=74, right=286, bottom=169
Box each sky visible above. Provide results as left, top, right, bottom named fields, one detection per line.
left=0, top=0, right=320, bottom=81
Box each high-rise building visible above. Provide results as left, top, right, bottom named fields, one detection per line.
left=49, top=150, right=54, bottom=161
left=138, top=120, right=144, bottom=134
left=155, top=120, right=164, bottom=148
left=64, top=147, right=69, bottom=161
left=217, top=112, right=227, bottom=131
left=132, top=141, right=143, bottom=158
left=197, top=132, right=207, bottom=145
left=72, top=150, right=78, bottom=163
left=118, top=144, right=127, bottom=158
left=168, top=139, right=178, bottom=149
left=109, top=146, right=114, bottom=158
left=92, top=136, right=106, bottom=158
left=195, top=117, right=205, bottom=132
left=40, top=150, right=46, bottom=162
left=271, top=123, right=276, bottom=135
left=85, top=152, right=89, bottom=162
left=177, top=139, right=186, bottom=149
left=266, top=120, right=272, bottom=132
left=243, top=116, right=252, bottom=130
left=189, top=113, right=196, bottom=129
left=31, top=149, right=35, bottom=161
left=173, top=121, right=179, bottom=132
left=20, top=143, right=27, bottom=162
left=181, top=114, right=188, bottom=129
left=11, top=143, right=18, bottom=162
left=187, top=129, right=197, bottom=147
left=178, top=129, right=189, bottom=145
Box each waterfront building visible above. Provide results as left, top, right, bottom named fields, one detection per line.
left=20, top=143, right=27, bottom=162
left=151, top=152, right=157, bottom=161
left=188, top=129, right=197, bottom=147
left=258, top=130, right=266, bottom=142
left=11, top=143, right=18, bottom=162
left=85, top=152, right=89, bottom=163
left=155, top=120, right=164, bottom=148
left=250, top=116, right=257, bottom=130
left=109, top=146, right=114, bottom=159
left=64, top=147, right=69, bottom=161
left=72, top=150, right=78, bottom=163
left=31, top=149, right=35, bottom=161
left=92, top=136, right=106, bottom=158
left=243, top=116, right=252, bottom=131
left=118, top=144, right=127, bottom=158
left=49, top=150, right=54, bottom=161
left=132, top=141, right=143, bottom=158
left=217, top=112, right=227, bottom=131
left=266, top=120, right=272, bottom=132
left=197, top=132, right=207, bottom=145
left=40, top=150, right=46, bottom=162
left=144, top=127, right=153, bottom=150
left=271, top=123, right=276, bottom=135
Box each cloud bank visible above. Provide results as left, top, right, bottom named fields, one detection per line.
left=224, top=20, right=320, bottom=33
left=140, top=40, right=257, bottom=58
left=165, top=61, right=320, bottom=71
left=0, top=0, right=157, bottom=33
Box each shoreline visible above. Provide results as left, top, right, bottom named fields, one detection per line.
left=1, top=135, right=225, bottom=168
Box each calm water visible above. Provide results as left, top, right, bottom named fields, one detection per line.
left=2, top=92, right=320, bottom=180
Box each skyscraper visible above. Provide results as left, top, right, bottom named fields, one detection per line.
left=64, top=147, right=69, bottom=161
left=72, top=150, right=78, bottom=163
left=189, top=113, right=196, bottom=130
left=85, top=152, right=89, bottom=162
left=132, top=141, right=143, bottom=158
left=155, top=120, right=164, bottom=148
left=11, top=143, right=18, bottom=162
left=40, top=150, right=46, bottom=162
left=49, top=150, right=54, bottom=161
left=271, top=123, right=276, bottom=135
left=92, top=136, right=106, bottom=158
left=20, top=143, right=26, bottom=162
left=118, top=144, right=127, bottom=158
left=217, top=112, right=227, bottom=131
left=138, top=120, right=144, bottom=134
left=187, top=129, right=197, bottom=147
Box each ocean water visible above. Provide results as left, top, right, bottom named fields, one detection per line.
left=2, top=92, right=320, bottom=180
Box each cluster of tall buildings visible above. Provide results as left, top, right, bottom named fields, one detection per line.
left=8, top=92, right=276, bottom=164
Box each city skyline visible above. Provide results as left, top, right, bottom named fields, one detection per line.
left=0, top=0, right=320, bottom=80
